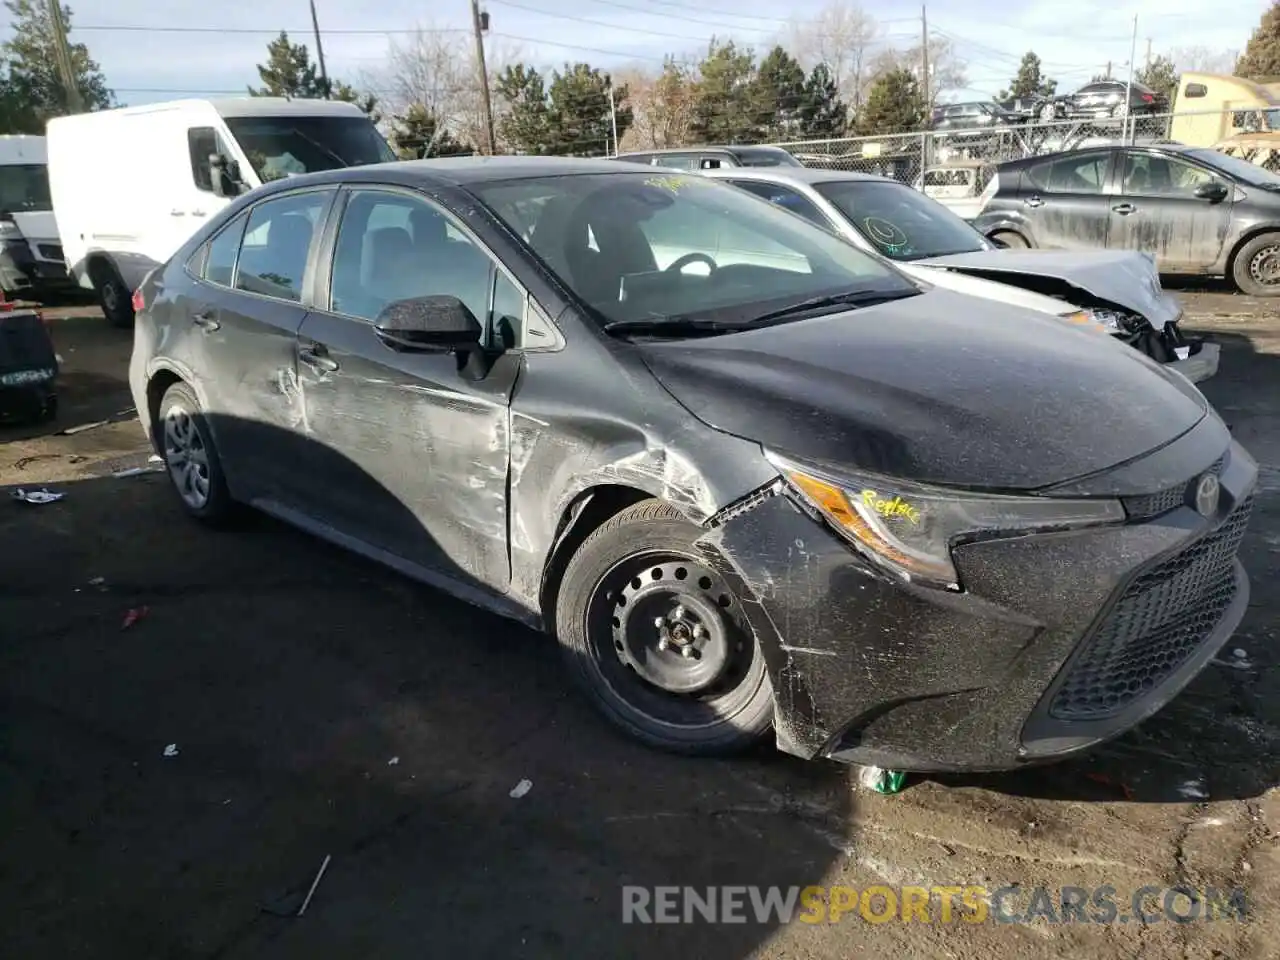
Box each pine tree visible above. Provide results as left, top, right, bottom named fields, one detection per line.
left=1136, top=55, right=1179, bottom=103
left=390, top=104, right=472, bottom=158
left=997, top=52, right=1056, bottom=101
left=798, top=63, right=849, bottom=140
left=1, top=0, right=112, bottom=132
left=330, top=81, right=381, bottom=125
left=689, top=39, right=758, bottom=143
left=752, top=46, right=807, bottom=140
left=1236, top=1, right=1280, bottom=79
left=249, top=31, right=329, bottom=99
left=855, top=68, right=924, bottom=136
left=495, top=64, right=553, bottom=155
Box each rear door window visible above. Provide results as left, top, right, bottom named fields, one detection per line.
left=234, top=191, right=330, bottom=302
left=1026, top=151, right=1112, bottom=194
left=201, top=211, right=250, bottom=287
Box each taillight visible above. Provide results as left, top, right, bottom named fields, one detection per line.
left=131, top=288, right=145, bottom=313
left=1141, top=93, right=1154, bottom=102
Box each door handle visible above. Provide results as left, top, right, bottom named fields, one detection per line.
left=191, top=210, right=207, bottom=217
left=1112, top=203, right=1136, bottom=215
left=298, top=345, right=339, bottom=372
left=1025, top=195, right=1044, bottom=207
left=191, top=311, right=220, bottom=331
left=170, top=209, right=186, bottom=217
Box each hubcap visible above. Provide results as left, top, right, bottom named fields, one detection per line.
left=101, top=279, right=119, bottom=313
left=1249, top=244, right=1280, bottom=287
left=608, top=558, right=740, bottom=695
left=162, top=405, right=211, bottom=509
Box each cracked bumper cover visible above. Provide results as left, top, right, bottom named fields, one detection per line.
left=695, top=441, right=1256, bottom=773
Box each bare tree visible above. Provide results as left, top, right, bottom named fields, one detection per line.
left=786, top=0, right=880, bottom=112
left=1168, top=45, right=1241, bottom=76
left=869, top=35, right=966, bottom=109
left=618, top=59, right=697, bottom=149
left=373, top=24, right=522, bottom=151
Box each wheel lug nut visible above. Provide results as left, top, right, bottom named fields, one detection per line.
left=653, top=616, right=666, bottom=628
left=673, top=605, right=686, bottom=620
left=693, top=624, right=706, bottom=638
left=680, top=646, right=694, bottom=659
left=657, top=638, right=669, bottom=651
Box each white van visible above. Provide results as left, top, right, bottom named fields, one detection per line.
left=0, top=135, right=72, bottom=301
left=48, top=97, right=395, bottom=325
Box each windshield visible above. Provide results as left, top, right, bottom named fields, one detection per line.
left=468, top=172, right=916, bottom=327
left=225, top=116, right=396, bottom=183
left=814, top=180, right=990, bottom=260
left=1188, top=147, right=1280, bottom=188
left=0, top=163, right=52, bottom=212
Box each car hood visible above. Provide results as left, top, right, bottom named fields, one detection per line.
left=637, top=288, right=1207, bottom=491
left=918, top=249, right=1181, bottom=329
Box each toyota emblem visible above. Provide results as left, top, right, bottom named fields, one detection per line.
left=1194, top=473, right=1220, bottom=518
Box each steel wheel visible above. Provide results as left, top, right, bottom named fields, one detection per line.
left=1248, top=242, right=1280, bottom=289
left=163, top=403, right=212, bottom=510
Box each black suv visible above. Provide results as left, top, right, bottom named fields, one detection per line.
left=614, top=145, right=802, bottom=170
left=971, top=143, right=1280, bottom=295
left=1066, top=80, right=1167, bottom=118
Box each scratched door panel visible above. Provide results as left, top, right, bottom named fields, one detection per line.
left=293, top=311, right=519, bottom=594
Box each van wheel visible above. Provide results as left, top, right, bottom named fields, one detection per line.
left=90, top=261, right=134, bottom=328
left=990, top=230, right=1030, bottom=249
left=555, top=499, right=774, bottom=756
left=1232, top=233, right=1280, bottom=297
left=157, top=381, right=237, bottom=525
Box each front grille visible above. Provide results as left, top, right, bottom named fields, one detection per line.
left=1124, top=455, right=1226, bottom=520
left=37, top=243, right=63, bottom=262
left=1049, top=494, right=1253, bottom=721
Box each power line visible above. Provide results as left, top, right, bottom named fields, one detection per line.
left=489, top=0, right=734, bottom=42
left=627, top=0, right=921, bottom=29
left=77, top=24, right=468, bottom=36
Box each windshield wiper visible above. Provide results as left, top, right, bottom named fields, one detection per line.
left=743, top=287, right=919, bottom=325
left=603, top=317, right=752, bottom=338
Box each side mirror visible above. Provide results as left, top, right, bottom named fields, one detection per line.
left=1194, top=181, right=1229, bottom=203
left=373, top=295, right=483, bottom=352
left=209, top=153, right=241, bottom=198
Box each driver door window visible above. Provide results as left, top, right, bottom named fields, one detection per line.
left=1120, top=153, right=1218, bottom=197
left=329, top=189, right=523, bottom=347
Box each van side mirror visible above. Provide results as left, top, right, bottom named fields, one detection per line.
left=1194, top=181, right=1229, bottom=203
left=209, top=153, right=241, bottom=198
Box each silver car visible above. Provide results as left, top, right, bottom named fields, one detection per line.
left=701, top=166, right=1219, bottom=384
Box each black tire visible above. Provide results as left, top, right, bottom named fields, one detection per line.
left=156, top=381, right=237, bottom=524
left=990, top=230, right=1030, bottom=249
left=90, top=260, right=134, bottom=328
left=1231, top=232, right=1280, bottom=297
left=555, top=498, right=774, bottom=756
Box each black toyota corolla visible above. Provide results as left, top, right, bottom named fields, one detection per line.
left=129, top=157, right=1256, bottom=772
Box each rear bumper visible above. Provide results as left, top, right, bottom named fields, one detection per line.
left=699, top=440, right=1257, bottom=772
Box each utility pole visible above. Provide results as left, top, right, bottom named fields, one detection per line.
left=1144, top=38, right=1152, bottom=71
left=470, top=0, right=497, bottom=155
left=1105, top=60, right=1112, bottom=79
left=309, top=0, right=330, bottom=97
left=607, top=85, right=619, bottom=157
left=46, top=0, right=84, bottom=113
left=1124, top=13, right=1138, bottom=143
left=920, top=5, right=931, bottom=111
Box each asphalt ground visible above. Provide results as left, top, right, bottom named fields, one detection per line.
left=1, top=286, right=1278, bottom=959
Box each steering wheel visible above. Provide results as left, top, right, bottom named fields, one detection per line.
left=665, top=252, right=718, bottom=274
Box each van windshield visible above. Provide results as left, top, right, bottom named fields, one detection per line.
left=225, top=116, right=396, bottom=182
left=0, top=163, right=52, bottom=212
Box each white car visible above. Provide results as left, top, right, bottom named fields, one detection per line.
left=702, top=166, right=1219, bottom=384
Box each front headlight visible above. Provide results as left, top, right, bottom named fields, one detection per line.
left=765, top=451, right=1125, bottom=590
left=1060, top=308, right=1121, bottom=334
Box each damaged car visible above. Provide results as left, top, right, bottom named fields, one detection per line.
left=702, top=166, right=1218, bottom=383
left=129, top=158, right=1255, bottom=772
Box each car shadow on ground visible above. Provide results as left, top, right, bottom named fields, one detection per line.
left=0, top=415, right=853, bottom=959
left=931, top=327, right=1280, bottom=806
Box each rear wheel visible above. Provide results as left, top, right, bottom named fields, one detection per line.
left=555, top=499, right=774, bottom=755
left=90, top=260, right=134, bottom=328
left=990, top=230, right=1030, bottom=249
left=1232, top=232, right=1280, bottom=297
left=157, top=381, right=237, bottom=524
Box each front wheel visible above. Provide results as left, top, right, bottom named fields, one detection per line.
left=91, top=261, right=134, bottom=328
left=989, top=230, right=1030, bottom=249
left=1232, top=232, right=1280, bottom=297
left=555, top=499, right=774, bottom=755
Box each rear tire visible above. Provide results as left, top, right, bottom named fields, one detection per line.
left=1231, top=232, right=1280, bottom=297
left=554, top=498, right=774, bottom=756
left=990, top=230, right=1030, bottom=249
left=90, top=260, right=134, bottom=328
left=157, top=381, right=237, bottom=525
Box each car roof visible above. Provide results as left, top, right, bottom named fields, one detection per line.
left=995, top=141, right=1200, bottom=169
left=616, top=144, right=794, bottom=158
left=250, top=155, right=649, bottom=193
left=700, top=166, right=896, bottom=186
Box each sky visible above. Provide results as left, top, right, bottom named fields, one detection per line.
left=4, top=0, right=1270, bottom=107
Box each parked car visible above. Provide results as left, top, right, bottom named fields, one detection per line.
left=129, top=157, right=1255, bottom=772
left=613, top=145, right=802, bottom=170
left=912, top=161, right=996, bottom=221
left=996, top=95, right=1063, bottom=122
left=929, top=101, right=1021, bottom=145
left=0, top=135, right=71, bottom=302
left=972, top=143, right=1280, bottom=296
left=1066, top=79, right=1167, bottom=118
left=48, top=97, right=395, bottom=327
left=701, top=166, right=1218, bottom=382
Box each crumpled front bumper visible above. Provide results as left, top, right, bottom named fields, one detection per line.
left=695, top=439, right=1256, bottom=772
left=1167, top=340, right=1220, bottom=385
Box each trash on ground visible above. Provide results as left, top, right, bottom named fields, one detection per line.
left=1213, top=647, right=1253, bottom=671
left=857, top=765, right=907, bottom=794
left=11, top=487, right=64, bottom=504
left=297, top=854, right=332, bottom=917
left=509, top=778, right=533, bottom=799
left=1174, top=345, right=1191, bottom=361
left=163, top=743, right=179, bottom=758
left=113, top=465, right=163, bottom=478
left=1178, top=778, right=1209, bottom=800
left=121, top=606, right=149, bottom=629
left=88, top=576, right=106, bottom=587
left=148, top=453, right=163, bottom=463
left=387, top=756, right=400, bottom=765
left=59, top=419, right=108, bottom=435
left=1085, top=770, right=1137, bottom=801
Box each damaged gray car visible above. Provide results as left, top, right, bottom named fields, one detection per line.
left=702, top=166, right=1218, bottom=384
left=129, top=158, right=1254, bottom=772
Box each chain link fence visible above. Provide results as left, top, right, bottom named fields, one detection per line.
left=773, top=108, right=1276, bottom=186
